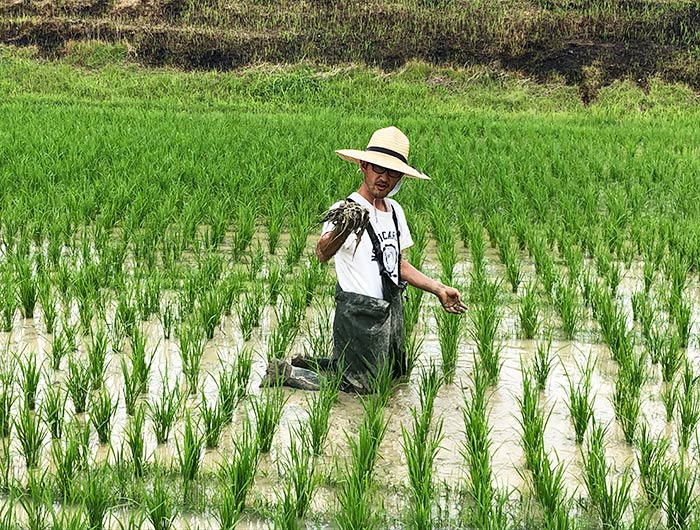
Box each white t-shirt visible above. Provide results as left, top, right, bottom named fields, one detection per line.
left=322, top=192, right=414, bottom=299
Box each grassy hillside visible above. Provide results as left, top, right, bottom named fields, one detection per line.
left=2, top=0, right=700, bottom=100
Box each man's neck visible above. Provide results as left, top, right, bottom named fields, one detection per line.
left=356, top=188, right=388, bottom=212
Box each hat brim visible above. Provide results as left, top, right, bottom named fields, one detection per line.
left=335, top=149, right=430, bottom=180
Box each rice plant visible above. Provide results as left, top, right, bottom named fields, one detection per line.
left=176, top=410, right=204, bottom=494
left=217, top=418, right=259, bottom=528
left=660, top=334, right=684, bottom=384
left=87, top=327, right=109, bottom=390
left=336, top=394, right=388, bottom=530
left=238, top=285, right=264, bottom=341
left=129, top=328, right=153, bottom=395
left=38, top=280, right=57, bottom=335
left=19, top=469, right=51, bottom=530
left=582, top=421, right=633, bottom=529
left=251, top=385, right=287, bottom=453
left=199, top=288, right=222, bottom=340
left=282, top=424, right=320, bottom=520
left=306, top=373, right=339, bottom=456
left=15, top=400, right=46, bottom=469
left=676, top=361, right=700, bottom=450
left=80, top=466, right=112, bottom=530
left=90, top=387, right=116, bottom=445
left=178, top=322, right=206, bottom=395
left=661, top=381, right=677, bottom=422
left=148, top=369, right=181, bottom=444
left=124, top=403, right=146, bottom=478
left=19, top=351, right=41, bottom=411
left=41, top=383, right=66, bottom=440
left=436, top=308, right=462, bottom=385
left=532, top=330, right=554, bottom=390
left=469, top=278, right=503, bottom=386
left=143, top=472, right=177, bottom=530
left=231, top=200, right=257, bottom=261
left=121, top=357, right=140, bottom=417
left=217, top=350, right=252, bottom=424
left=52, top=425, right=86, bottom=501
left=636, top=422, right=669, bottom=509
left=664, top=460, right=697, bottom=530
left=267, top=260, right=285, bottom=305
left=519, top=282, right=540, bottom=339
left=565, top=354, right=595, bottom=445
left=200, top=392, right=225, bottom=449
left=517, top=365, right=547, bottom=472
left=15, top=254, right=38, bottom=318
left=554, top=281, right=581, bottom=340
left=612, top=371, right=642, bottom=444
left=402, top=363, right=443, bottom=530
left=66, top=355, right=91, bottom=414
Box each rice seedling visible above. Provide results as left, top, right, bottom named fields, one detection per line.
left=90, top=387, right=116, bottom=445
left=519, top=282, right=540, bottom=340
left=636, top=422, right=670, bottom=509
left=200, top=392, right=225, bottom=449
left=20, top=469, right=51, bottom=530
left=41, top=383, right=66, bottom=439
left=158, top=302, right=176, bottom=340
left=661, top=334, right=684, bottom=383
left=266, top=198, right=285, bottom=256
left=80, top=466, right=112, bottom=530
left=282, top=424, right=320, bottom=520
left=50, top=507, right=86, bottom=530
left=178, top=322, right=206, bottom=395
left=149, top=369, right=181, bottom=444
left=581, top=421, right=633, bottom=529
left=86, top=328, right=109, bottom=391
left=129, top=328, right=153, bottom=395
left=664, top=460, right=697, bottom=530
left=143, top=472, right=177, bottom=530
left=15, top=400, right=46, bottom=469
left=402, top=364, right=443, bottom=530
left=285, top=211, right=311, bottom=268
left=554, top=281, right=581, bottom=340
left=232, top=200, right=257, bottom=261
left=469, top=222, right=485, bottom=280
left=66, top=355, right=91, bottom=414
left=646, top=324, right=665, bottom=365
left=115, top=293, right=138, bottom=339
left=469, top=279, right=502, bottom=386
left=273, top=480, right=301, bottom=530
left=532, top=330, right=554, bottom=391
left=301, top=258, right=325, bottom=307
left=0, top=270, right=17, bottom=333
left=565, top=354, right=595, bottom=445
left=38, top=281, right=57, bottom=335
left=434, top=223, right=457, bottom=285
left=517, top=365, right=547, bottom=472
left=121, top=357, right=140, bottom=417
left=251, top=385, right=287, bottom=453
left=435, top=308, right=462, bottom=385
left=336, top=394, right=388, bottom=530
left=52, top=425, right=85, bottom=501
left=176, top=410, right=204, bottom=494
left=676, top=361, right=700, bottom=450
left=661, top=381, right=677, bottom=422
left=49, top=330, right=70, bottom=371
left=14, top=254, right=38, bottom=318
left=124, top=404, right=146, bottom=478
left=238, top=284, right=265, bottom=342
left=267, top=260, right=286, bottom=305
left=217, top=417, right=259, bottom=527
left=198, top=288, right=222, bottom=340
left=0, top=369, right=13, bottom=439
left=18, top=351, right=41, bottom=411
left=304, top=371, right=340, bottom=458
left=670, top=295, right=692, bottom=349
left=562, top=241, right=583, bottom=283
left=528, top=448, right=573, bottom=530
left=302, top=302, right=334, bottom=362
left=612, top=372, right=642, bottom=445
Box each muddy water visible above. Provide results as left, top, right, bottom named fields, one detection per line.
left=0, top=233, right=694, bottom=528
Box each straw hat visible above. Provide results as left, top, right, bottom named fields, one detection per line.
left=335, top=126, right=430, bottom=180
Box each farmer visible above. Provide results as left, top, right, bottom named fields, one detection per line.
left=265, top=126, right=466, bottom=393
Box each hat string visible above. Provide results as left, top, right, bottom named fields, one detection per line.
left=366, top=146, right=408, bottom=164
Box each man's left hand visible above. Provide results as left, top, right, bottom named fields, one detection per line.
left=438, top=287, right=467, bottom=314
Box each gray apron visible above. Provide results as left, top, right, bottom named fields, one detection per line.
left=332, top=200, right=407, bottom=393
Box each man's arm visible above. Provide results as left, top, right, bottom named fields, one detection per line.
left=401, top=258, right=467, bottom=314
left=316, top=225, right=352, bottom=262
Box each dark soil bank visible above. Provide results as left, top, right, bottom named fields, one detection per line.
left=2, top=0, right=700, bottom=95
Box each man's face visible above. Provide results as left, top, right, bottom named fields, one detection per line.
left=361, top=161, right=403, bottom=199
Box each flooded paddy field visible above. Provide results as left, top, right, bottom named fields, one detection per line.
left=0, top=230, right=695, bottom=530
